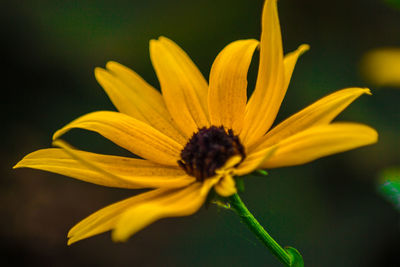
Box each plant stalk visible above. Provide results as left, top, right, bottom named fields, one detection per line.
left=227, top=193, right=302, bottom=266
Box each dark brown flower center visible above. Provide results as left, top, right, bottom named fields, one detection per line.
left=177, top=126, right=245, bottom=182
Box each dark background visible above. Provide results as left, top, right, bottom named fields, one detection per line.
left=2, top=0, right=400, bottom=266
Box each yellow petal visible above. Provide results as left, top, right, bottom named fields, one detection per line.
left=233, top=145, right=277, bottom=176
left=68, top=188, right=167, bottom=245
left=283, top=44, right=310, bottom=90
left=112, top=182, right=210, bottom=242
left=14, top=144, right=194, bottom=189
left=150, top=37, right=209, bottom=137
left=261, top=123, right=378, bottom=169
left=208, top=39, right=259, bottom=133
left=240, top=0, right=285, bottom=146
left=361, top=47, right=400, bottom=87
left=95, top=63, right=186, bottom=145
left=53, top=111, right=183, bottom=166
left=250, top=88, right=372, bottom=152
left=218, top=155, right=243, bottom=170
left=214, top=174, right=236, bottom=197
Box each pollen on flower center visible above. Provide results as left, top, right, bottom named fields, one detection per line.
left=177, top=126, right=245, bottom=182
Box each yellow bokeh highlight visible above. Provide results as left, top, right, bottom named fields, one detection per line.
left=362, top=47, right=400, bottom=87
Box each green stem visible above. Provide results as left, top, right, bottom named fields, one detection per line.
left=227, top=193, right=301, bottom=266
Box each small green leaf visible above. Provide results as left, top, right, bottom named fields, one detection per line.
left=208, top=190, right=232, bottom=210
left=251, top=169, right=269, bottom=176
left=378, top=167, right=400, bottom=211
left=285, top=247, right=304, bottom=267
left=257, top=169, right=268, bottom=176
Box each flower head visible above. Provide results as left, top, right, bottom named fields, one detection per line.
left=14, top=0, right=377, bottom=244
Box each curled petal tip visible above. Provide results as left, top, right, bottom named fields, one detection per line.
left=52, top=131, right=61, bottom=141
left=298, top=44, right=310, bottom=54
left=111, top=229, right=128, bottom=243
left=370, top=127, right=379, bottom=143
left=94, top=66, right=103, bottom=74
left=149, top=39, right=158, bottom=47
left=158, top=36, right=169, bottom=42
left=94, top=67, right=107, bottom=82
left=364, top=88, right=372, bottom=95
left=105, top=61, right=118, bottom=69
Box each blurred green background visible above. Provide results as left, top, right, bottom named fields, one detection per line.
left=3, top=0, right=400, bottom=266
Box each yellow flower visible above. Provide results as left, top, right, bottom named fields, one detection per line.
left=14, top=0, right=377, bottom=245
left=361, top=47, right=400, bottom=87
